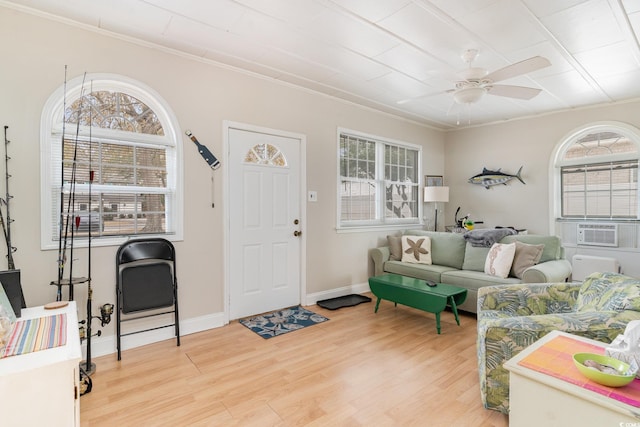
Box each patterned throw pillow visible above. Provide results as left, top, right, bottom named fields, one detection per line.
left=401, top=235, right=432, bottom=264
left=510, top=241, right=545, bottom=279
left=484, top=242, right=516, bottom=279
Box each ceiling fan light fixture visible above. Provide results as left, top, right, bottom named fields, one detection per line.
left=453, top=87, right=486, bottom=104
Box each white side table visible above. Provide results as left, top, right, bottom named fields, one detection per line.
left=0, top=302, right=81, bottom=427
left=504, top=330, right=640, bottom=426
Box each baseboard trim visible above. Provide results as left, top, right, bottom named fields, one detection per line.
left=85, top=282, right=372, bottom=359
left=83, top=311, right=226, bottom=359
left=304, top=282, right=370, bottom=306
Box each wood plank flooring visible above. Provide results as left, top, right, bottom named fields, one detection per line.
left=80, top=294, right=508, bottom=426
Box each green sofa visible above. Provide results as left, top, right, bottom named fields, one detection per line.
left=477, top=272, right=640, bottom=413
left=369, top=230, right=572, bottom=313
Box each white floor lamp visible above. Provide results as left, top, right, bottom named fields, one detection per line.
left=424, top=186, right=449, bottom=231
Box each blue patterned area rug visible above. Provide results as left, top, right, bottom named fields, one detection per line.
left=239, top=306, right=329, bottom=339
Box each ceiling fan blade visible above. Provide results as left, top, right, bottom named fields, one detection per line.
left=396, top=89, right=450, bottom=105
left=484, top=56, right=551, bottom=83
left=488, top=84, right=542, bottom=100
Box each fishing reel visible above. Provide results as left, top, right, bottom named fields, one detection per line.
left=78, top=322, right=100, bottom=341
left=99, top=303, right=114, bottom=326
left=78, top=303, right=114, bottom=341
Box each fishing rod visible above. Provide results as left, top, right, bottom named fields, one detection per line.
left=56, top=66, right=69, bottom=301
left=77, top=81, right=111, bottom=380
left=0, top=197, right=9, bottom=266
left=83, top=171, right=95, bottom=373
left=65, top=74, right=86, bottom=301
left=2, top=126, right=15, bottom=270
left=56, top=70, right=86, bottom=301
left=83, top=80, right=96, bottom=375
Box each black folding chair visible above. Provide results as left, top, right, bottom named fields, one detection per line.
left=116, top=238, right=180, bottom=360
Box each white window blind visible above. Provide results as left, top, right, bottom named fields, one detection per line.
left=338, top=130, right=421, bottom=229
left=41, top=75, right=183, bottom=249
left=561, top=160, right=638, bottom=218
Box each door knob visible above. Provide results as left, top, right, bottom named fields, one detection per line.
left=294, top=230, right=302, bottom=237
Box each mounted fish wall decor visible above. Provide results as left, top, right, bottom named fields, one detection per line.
left=468, top=166, right=525, bottom=189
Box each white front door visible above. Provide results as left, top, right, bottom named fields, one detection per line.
left=228, top=125, right=303, bottom=320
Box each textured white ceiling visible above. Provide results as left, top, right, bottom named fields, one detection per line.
left=6, top=0, right=640, bottom=129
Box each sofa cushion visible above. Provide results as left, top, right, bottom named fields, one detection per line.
left=500, top=234, right=561, bottom=263
left=404, top=230, right=466, bottom=269
left=510, top=241, right=544, bottom=279
left=384, top=260, right=456, bottom=283
left=484, top=242, right=516, bottom=279
left=462, top=243, right=490, bottom=272
left=576, top=272, right=640, bottom=312
left=387, top=235, right=402, bottom=261
left=441, top=270, right=520, bottom=293
left=401, top=235, right=432, bottom=264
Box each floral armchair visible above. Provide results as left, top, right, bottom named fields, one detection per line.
left=477, top=272, right=640, bottom=413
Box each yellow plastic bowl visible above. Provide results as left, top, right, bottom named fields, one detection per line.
left=573, top=353, right=635, bottom=387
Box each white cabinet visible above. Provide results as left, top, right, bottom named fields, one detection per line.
left=0, top=302, right=81, bottom=427
left=505, top=330, right=639, bottom=427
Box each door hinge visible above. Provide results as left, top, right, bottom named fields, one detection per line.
left=74, top=385, right=78, bottom=400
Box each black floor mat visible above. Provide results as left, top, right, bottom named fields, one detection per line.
left=317, top=294, right=372, bottom=310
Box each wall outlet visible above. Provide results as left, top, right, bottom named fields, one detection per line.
left=308, top=191, right=318, bottom=202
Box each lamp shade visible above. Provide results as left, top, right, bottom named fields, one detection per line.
left=424, top=186, right=449, bottom=203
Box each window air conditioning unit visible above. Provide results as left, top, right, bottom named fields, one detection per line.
left=576, top=223, right=618, bottom=247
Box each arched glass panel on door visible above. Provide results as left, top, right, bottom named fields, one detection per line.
left=244, top=143, right=287, bottom=167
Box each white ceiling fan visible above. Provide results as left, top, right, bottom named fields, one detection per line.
left=398, top=49, right=551, bottom=106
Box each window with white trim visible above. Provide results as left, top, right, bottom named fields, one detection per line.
left=338, top=129, right=421, bottom=228
left=555, top=123, right=639, bottom=219
left=41, top=74, right=183, bottom=249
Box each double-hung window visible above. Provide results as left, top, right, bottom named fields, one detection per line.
left=555, top=124, right=639, bottom=220
left=41, top=74, right=183, bottom=249
left=338, top=129, right=421, bottom=229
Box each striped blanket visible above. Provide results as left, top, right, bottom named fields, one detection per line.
left=1, top=314, right=67, bottom=358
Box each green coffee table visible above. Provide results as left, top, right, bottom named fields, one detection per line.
left=368, top=274, right=467, bottom=334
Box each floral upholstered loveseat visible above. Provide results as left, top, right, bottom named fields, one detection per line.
left=477, top=272, right=640, bottom=413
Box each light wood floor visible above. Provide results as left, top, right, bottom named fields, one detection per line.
left=80, top=294, right=509, bottom=426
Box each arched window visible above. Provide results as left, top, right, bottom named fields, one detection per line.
left=552, top=122, right=640, bottom=222
left=41, top=74, right=183, bottom=249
